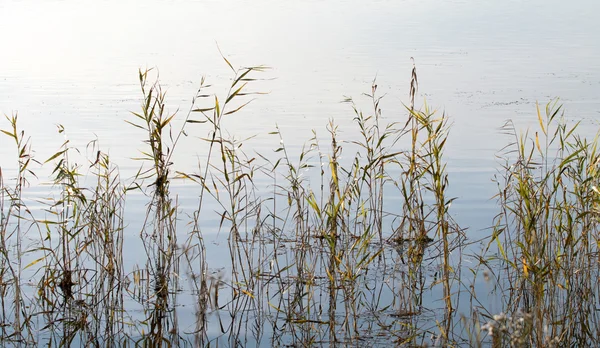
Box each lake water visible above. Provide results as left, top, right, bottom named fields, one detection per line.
left=1, top=0, right=600, bottom=345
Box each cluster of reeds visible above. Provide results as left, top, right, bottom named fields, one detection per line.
left=0, top=113, right=129, bottom=346
left=5, top=56, right=599, bottom=347
left=0, top=113, right=37, bottom=344
left=470, top=101, right=600, bottom=347
left=0, top=58, right=465, bottom=347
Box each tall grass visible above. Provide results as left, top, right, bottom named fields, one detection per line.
left=475, top=101, right=600, bottom=346
left=1, top=57, right=599, bottom=347
left=0, top=113, right=37, bottom=344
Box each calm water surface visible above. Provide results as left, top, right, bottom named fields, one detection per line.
left=1, top=0, right=599, bottom=345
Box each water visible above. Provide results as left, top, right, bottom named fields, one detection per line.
left=1, top=0, right=600, bottom=345
left=2, top=0, right=599, bottom=168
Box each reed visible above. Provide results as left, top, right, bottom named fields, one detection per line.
left=0, top=113, right=37, bottom=345
left=2, top=56, right=599, bottom=347
left=474, top=100, right=600, bottom=346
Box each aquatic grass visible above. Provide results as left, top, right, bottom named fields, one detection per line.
left=176, top=57, right=273, bottom=346
left=11, top=124, right=131, bottom=347
left=479, top=100, right=600, bottom=346
left=3, top=55, right=600, bottom=347
left=0, top=113, right=38, bottom=345
left=126, top=68, right=181, bottom=345
left=0, top=59, right=464, bottom=346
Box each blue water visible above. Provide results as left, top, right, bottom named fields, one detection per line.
left=1, top=0, right=599, bottom=345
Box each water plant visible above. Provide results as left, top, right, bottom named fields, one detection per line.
left=478, top=101, right=600, bottom=346
left=2, top=55, right=600, bottom=347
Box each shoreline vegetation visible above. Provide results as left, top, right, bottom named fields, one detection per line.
left=1, top=59, right=599, bottom=347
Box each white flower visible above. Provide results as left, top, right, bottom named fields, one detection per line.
left=481, top=322, right=494, bottom=336
left=493, top=312, right=506, bottom=322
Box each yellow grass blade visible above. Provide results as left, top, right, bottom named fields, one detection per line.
left=537, top=101, right=547, bottom=135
